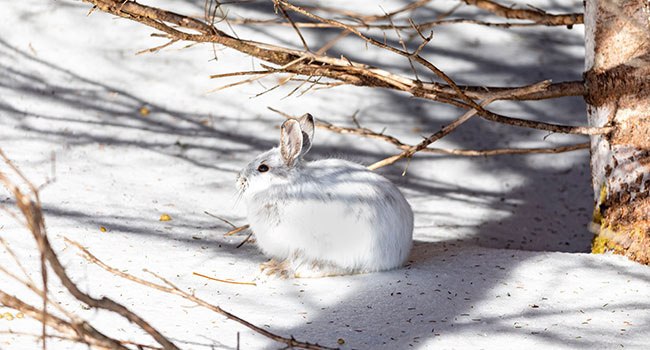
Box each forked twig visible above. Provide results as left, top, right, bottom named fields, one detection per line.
left=268, top=106, right=590, bottom=162
left=367, top=99, right=494, bottom=171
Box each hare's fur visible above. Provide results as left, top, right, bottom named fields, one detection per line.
left=236, top=114, right=413, bottom=278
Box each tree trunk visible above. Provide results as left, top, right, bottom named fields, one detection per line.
left=584, top=0, right=650, bottom=264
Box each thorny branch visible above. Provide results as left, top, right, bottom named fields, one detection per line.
left=79, top=0, right=604, bottom=133
left=226, top=0, right=582, bottom=29
left=462, top=0, right=583, bottom=27
left=272, top=0, right=608, bottom=136
left=78, top=0, right=604, bottom=164
left=267, top=100, right=590, bottom=171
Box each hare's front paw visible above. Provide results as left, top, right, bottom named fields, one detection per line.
left=257, top=258, right=291, bottom=280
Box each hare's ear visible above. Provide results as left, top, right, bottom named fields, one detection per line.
left=280, top=119, right=303, bottom=167
left=297, top=113, right=314, bottom=156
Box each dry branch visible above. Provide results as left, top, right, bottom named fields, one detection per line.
left=81, top=0, right=590, bottom=104
left=66, top=239, right=336, bottom=350
left=78, top=0, right=605, bottom=162
left=193, top=272, right=256, bottom=286
left=368, top=99, right=494, bottom=171
left=272, top=1, right=608, bottom=135
left=422, top=142, right=589, bottom=156
left=269, top=98, right=590, bottom=171
left=0, top=291, right=127, bottom=350
left=39, top=236, right=179, bottom=349
left=230, top=16, right=548, bottom=29
left=231, top=0, right=581, bottom=28
left=271, top=106, right=590, bottom=158
left=0, top=150, right=178, bottom=350
left=462, top=0, right=583, bottom=26
left=272, top=0, right=310, bottom=52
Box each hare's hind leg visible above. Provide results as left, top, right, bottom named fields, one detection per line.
left=257, top=258, right=291, bottom=280
left=292, top=260, right=351, bottom=278
left=259, top=258, right=278, bottom=272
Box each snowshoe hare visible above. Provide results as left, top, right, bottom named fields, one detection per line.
left=236, top=113, right=413, bottom=278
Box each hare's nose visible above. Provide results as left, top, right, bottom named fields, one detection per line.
left=236, top=177, right=247, bottom=192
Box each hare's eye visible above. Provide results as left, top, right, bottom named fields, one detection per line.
left=257, top=164, right=269, bottom=173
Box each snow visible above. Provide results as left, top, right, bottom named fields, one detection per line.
left=1, top=1, right=649, bottom=349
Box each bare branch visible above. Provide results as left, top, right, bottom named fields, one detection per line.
left=0, top=285, right=126, bottom=350
left=373, top=99, right=493, bottom=170
left=0, top=149, right=179, bottom=350
left=273, top=1, right=609, bottom=135
left=228, top=16, right=568, bottom=29
left=235, top=232, right=254, bottom=248
left=192, top=272, right=256, bottom=286
left=462, top=0, right=583, bottom=26
left=66, top=238, right=337, bottom=350
left=136, top=38, right=179, bottom=55
left=224, top=224, right=250, bottom=236
left=427, top=142, right=589, bottom=156
left=268, top=107, right=589, bottom=166
left=82, top=0, right=585, bottom=102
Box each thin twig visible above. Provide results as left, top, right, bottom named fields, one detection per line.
left=210, top=70, right=272, bottom=79
left=136, top=38, right=179, bottom=55
left=383, top=6, right=419, bottom=81
left=193, top=272, right=256, bottom=286
left=427, top=142, right=589, bottom=156
left=0, top=262, right=74, bottom=321
left=373, top=98, right=493, bottom=170
left=225, top=224, right=250, bottom=236
left=0, top=330, right=162, bottom=350
left=204, top=211, right=237, bottom=228
left=302, top=0, right=432, bottom=23
left=272, top=0, right=310, bottom=52
left=235, top=232, right=253, bottom=248
left=205, top=55, right=308, bottom=93
left=0, top=236, right=34, bottom=283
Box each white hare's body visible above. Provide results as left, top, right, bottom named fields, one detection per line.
left=245, top=158, right=413, bottom=274
left=237, top=114, right=413, bottom=278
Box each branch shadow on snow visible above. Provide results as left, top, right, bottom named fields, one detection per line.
left=267, top=241, right=649, bottom=349
left=179, top=0, right=595, bottom=252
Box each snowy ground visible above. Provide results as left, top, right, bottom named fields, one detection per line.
left=1, top=0, right=649, bottom=349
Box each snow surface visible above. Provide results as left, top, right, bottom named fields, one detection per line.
left=1, top=1, right=649, bottom=349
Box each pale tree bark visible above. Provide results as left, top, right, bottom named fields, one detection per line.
left=585, top=0, right=650, bottom=263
